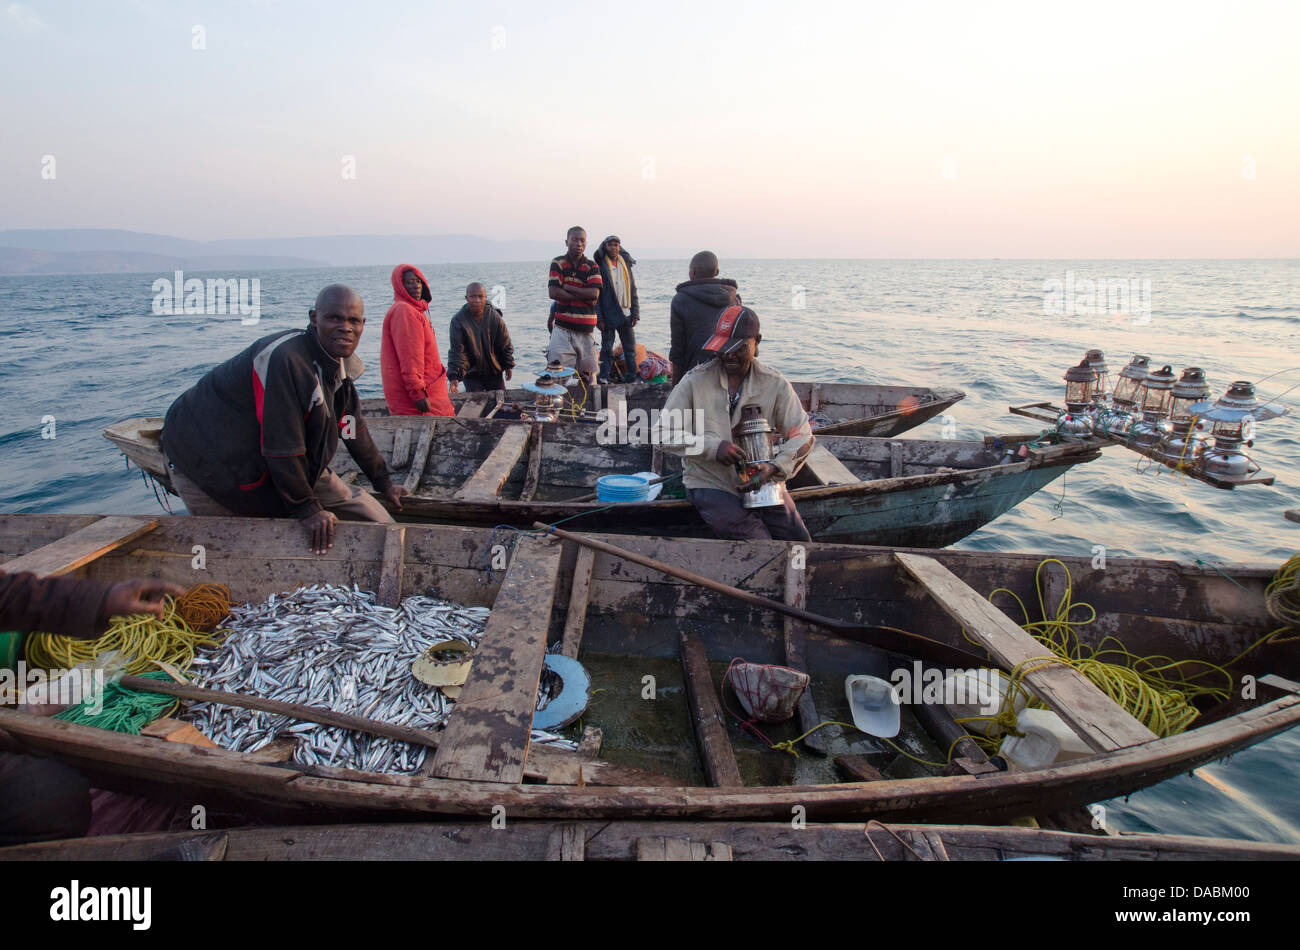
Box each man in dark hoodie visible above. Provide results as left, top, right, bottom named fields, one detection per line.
left=593, top=235, right=640, bottom=384
left=162, top=284, right=407, bottom=555
left=669, top=250, right=741, bottom=385
left=447, top=283, right=515, bottom=393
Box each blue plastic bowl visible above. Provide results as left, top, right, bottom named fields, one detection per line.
left=597, top=474, right=652, bottom=502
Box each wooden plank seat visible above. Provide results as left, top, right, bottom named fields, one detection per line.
left=452, top=425, right=531, bottom=501
left=0, top=516, right=156, bottom=577
left=802, top=443, right=860, bottom=486
left=429, top=535, right=562, bottom=783
left=894, top=552, right=1159, bottom=753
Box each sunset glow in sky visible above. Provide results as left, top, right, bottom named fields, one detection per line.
left=2, top=0, right=1297, bottom=257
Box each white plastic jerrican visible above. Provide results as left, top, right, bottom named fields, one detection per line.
left=942, top=669, right=1028, bottom=739
left=999, top=708, right=1094, bottom=771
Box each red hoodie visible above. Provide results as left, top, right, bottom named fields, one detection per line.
left=380, top=264, right=455, bottom=416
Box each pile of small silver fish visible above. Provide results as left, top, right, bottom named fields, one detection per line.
left=185, top=584, right=489, bottom=774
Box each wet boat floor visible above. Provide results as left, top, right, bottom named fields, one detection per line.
left=558, top=653, right=946, bottom=786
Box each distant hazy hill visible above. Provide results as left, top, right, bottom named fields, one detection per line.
left=0, top=246, right=323, bottom=276
left=0, top=229, right=692, bottom=273
left=205, top=233, right=563, bottom=266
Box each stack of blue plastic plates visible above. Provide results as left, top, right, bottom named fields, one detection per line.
left=596, top=474, right=652, bottom=502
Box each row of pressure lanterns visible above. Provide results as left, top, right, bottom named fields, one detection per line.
left=1058, top=351, right=1286, bottom=477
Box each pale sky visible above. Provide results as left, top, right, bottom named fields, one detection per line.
left=2, top=0, right=1297, bottom=257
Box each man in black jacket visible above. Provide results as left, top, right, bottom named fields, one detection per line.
left=669, top=250, right=741, bottom=385
left=1, top=571, right=184, bottom=845
left=447, top=283, right=515, bottom=393
left=162, top=284, right=407, bottom=554
left=594, top=236, right=640, bottom=384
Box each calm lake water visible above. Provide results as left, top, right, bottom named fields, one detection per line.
left=1, top=258, right=1296, bottom=841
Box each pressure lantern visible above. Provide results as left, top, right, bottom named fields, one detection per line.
left=1169, top=368, right=1212, bottom=427
left=1057, top=360, right=1097, bottom=442
left=1129, top=365, right=1177, bottom=449
left=1160, top=368, right=1213, bottom=467
left=521, top=362, right=576, bottom=422
left=1111, top=355, right=1150, bottom=410
left=733, top=404, right=784, bottom=509
left=1084, top=349, right=1109, bottom=405
left=1138, top=365, right=1177, bottom=418
left=1063, top=360, right=1097, bottom=411
left=1189, top=381, right=1288, bottom=478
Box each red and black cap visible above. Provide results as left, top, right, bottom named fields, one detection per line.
left=703, top=305, right=760, bottom=355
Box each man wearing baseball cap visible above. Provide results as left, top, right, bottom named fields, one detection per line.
left=657, top=305, right=813, bottom=540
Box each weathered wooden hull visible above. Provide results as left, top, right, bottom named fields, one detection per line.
left=1, top=690, right=1296, bottom=824
left=0, top=515, right=1295, bottom=826
left=393, top=459, right=1081, bottom=549
left=367, top=419, right=1098, bottom=547
left=364, top=380, right=967, bottom=439
left=4, top=821, right=1297, bottom=861
left=106, top=412, right=1096, bottom=548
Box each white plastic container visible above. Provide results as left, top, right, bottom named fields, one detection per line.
left=999, top=708, right=1095, bottom=771
left=941, top=669, right=1028, bottom=739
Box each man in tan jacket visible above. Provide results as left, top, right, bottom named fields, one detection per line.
left=658, top=306, right=813, bottom=541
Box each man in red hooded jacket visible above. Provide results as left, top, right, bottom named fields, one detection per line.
left=381, top=264, right=455, bottom=416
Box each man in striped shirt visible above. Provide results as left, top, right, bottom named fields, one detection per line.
left=546, top=226, right=603, bottom=387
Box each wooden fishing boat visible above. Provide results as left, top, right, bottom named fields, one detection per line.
left=1, top=514, right=1297, bottom=826
left=105, top=415, right=1098, bottom=548
left=364, top=379, right=967, bottom=439
left=4, top=821, right=1297, bottom=861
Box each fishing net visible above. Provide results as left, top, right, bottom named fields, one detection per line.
left=725, top=659, right=809, bottom=724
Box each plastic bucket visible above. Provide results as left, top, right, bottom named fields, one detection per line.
left=999, top=708, right=1095, bottom=771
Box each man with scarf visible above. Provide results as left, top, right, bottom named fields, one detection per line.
left=447, top=282, right=515, bottom=393
left=381, top=263, right=455, bottom=416
left=593, top=235, right=641, bottom=384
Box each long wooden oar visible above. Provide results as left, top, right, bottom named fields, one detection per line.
left=118, top=675, right=439, bottom=750
left=533, top=524, right=997, bottom=671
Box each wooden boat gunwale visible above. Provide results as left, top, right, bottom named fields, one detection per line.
left=364, top=379, right=968, bottom=440
left=105, top=413, right=1101, bottom=549
left=0, top=514, right=1296, bottom=825
left=4, top=820, right=1298, bottom=861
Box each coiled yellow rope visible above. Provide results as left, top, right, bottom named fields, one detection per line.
left=961, top=559, right=1238, bottom=740
left=26, top=585, right=230, bottom=677
left=1262, top=554, right=1300, bottom=637
left=774, top=556, right=1299, bottom=766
